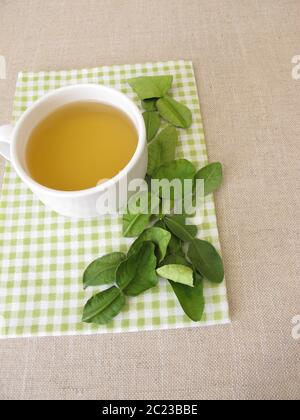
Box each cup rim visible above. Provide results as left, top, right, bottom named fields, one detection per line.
left=11, top=84, right=146, bottom=197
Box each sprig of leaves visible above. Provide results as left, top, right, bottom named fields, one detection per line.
left=82, top=75, right=225, bottom=326
left=128, top=74, right=193, bottom=137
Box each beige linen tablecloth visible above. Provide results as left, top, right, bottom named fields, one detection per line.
left=0, top=0, right=299, bottom=400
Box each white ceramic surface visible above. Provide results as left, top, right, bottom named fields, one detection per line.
left=0, top=85, right=147, bottom=219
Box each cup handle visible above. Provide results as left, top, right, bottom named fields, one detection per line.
left=0, top=125, right=13, bottom=161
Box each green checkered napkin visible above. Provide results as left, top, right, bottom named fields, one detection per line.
left=0, top=61, right=229, bottom=338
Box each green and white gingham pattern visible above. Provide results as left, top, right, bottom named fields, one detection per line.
left=0, top=61, right=229, bottom=338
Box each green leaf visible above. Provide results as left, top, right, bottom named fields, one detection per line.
left=147, top=126, right=178, bottom=176
left=82, top=286, right=125, bottom=324
left=153, top=219, right=183, bottom=257
left=143, top=111, right=161, bottom=142
left=117, top=242, right=158, bottom=296
left=123, top=191, right=160, bottom=237
left=128, top=75, right=173, bottom=100
left=128, top=227, right=171, bottom=262
left=157, top=96, right=192, bottom=128
left=157, top=264, right=194, bottom=286
left=169, top=278, right=205, bottom=322
left=194, top=162, right=223, bottom=196
left=123, top=194, right=150, bottom=238
left=188, top=239, right=224, bottom=283
left=83, top=252, right=126, bottom=289
left=153, top=159, right=196, bottom=200
left=164, top=215, right=198, bottom=242
left=153, top=159, right=196, bottom=183
left=123, top=213, right=151, bottom=238
left=142, top=98, right=157, bottom=111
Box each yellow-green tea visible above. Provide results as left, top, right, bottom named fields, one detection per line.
left=26, top=102, right=138, bottom=191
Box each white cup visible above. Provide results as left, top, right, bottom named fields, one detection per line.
left=0, top=84, right=147, bottom=219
